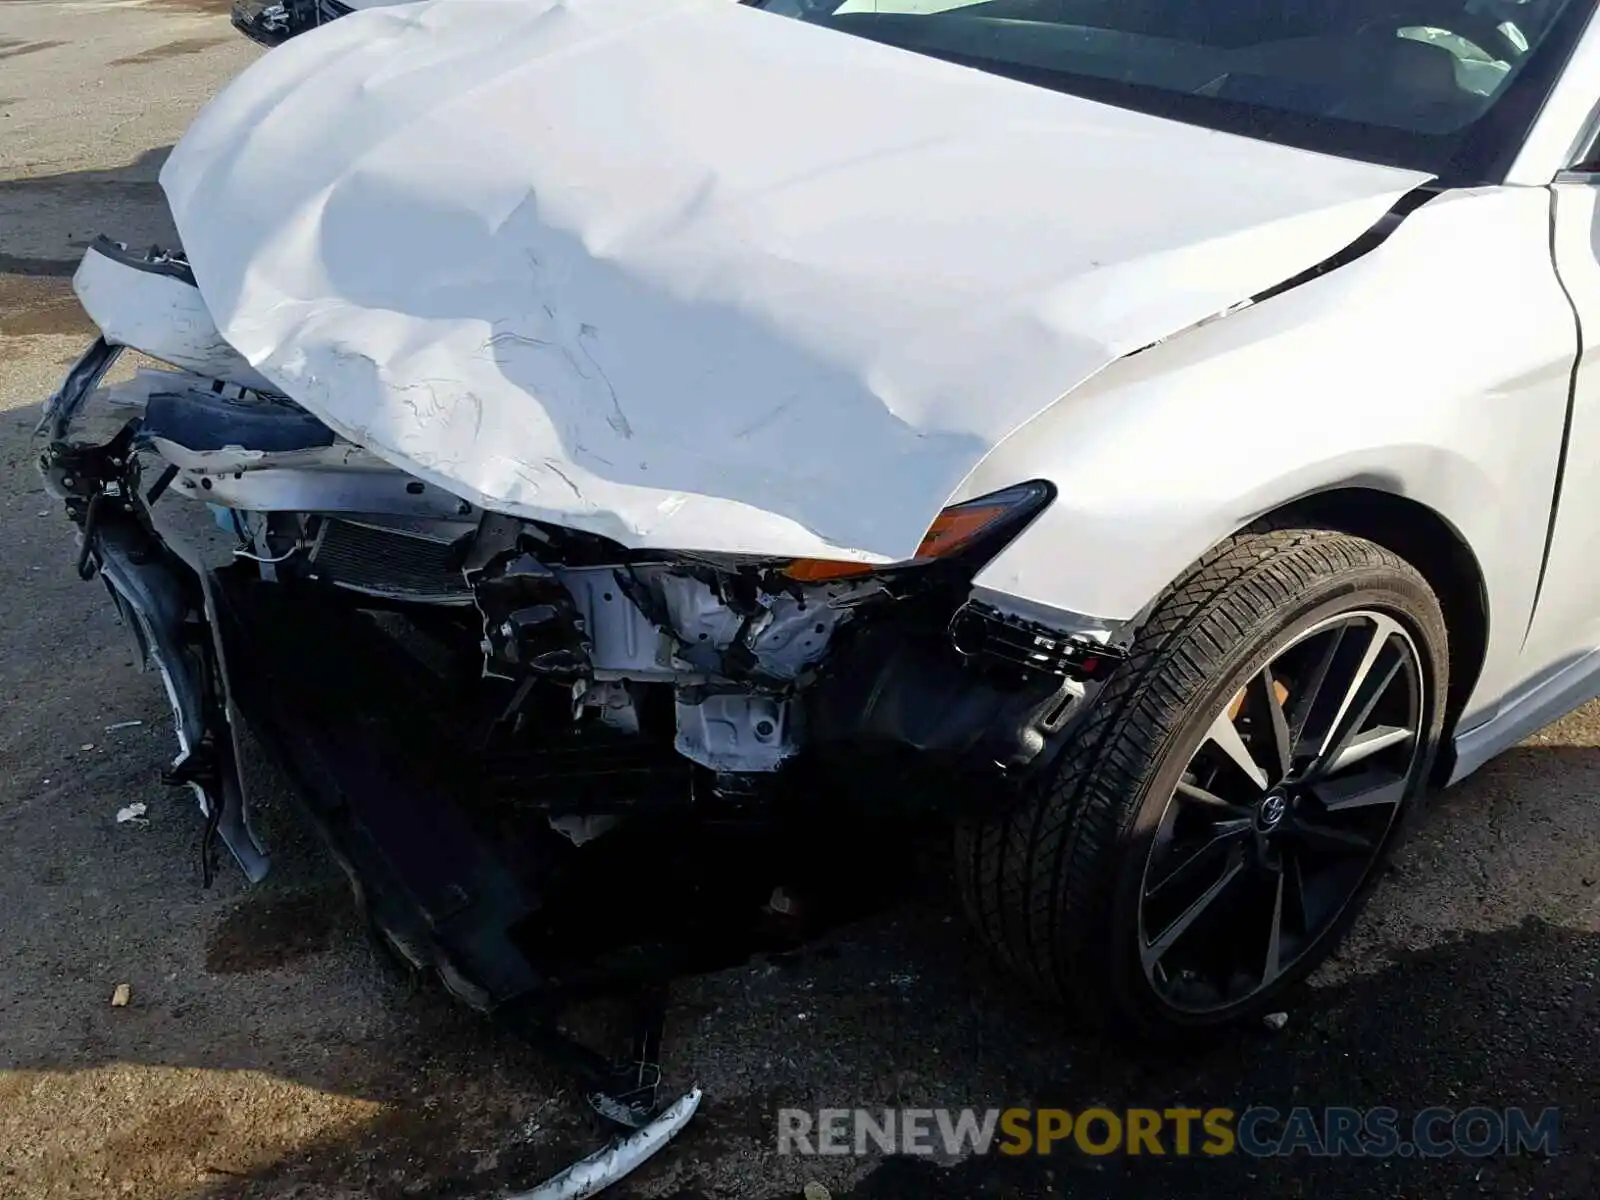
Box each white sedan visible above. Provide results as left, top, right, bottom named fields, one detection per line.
left=41, top=0, right=1600, bottom=1040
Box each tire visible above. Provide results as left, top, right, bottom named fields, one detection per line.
left=956, top=525, right=1448, bottom=1039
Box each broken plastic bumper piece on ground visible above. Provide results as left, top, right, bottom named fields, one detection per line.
left=507, top=1086, right=703, bottom=1200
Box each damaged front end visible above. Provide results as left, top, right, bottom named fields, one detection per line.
left=43, top=239, right=1124, bottom=1085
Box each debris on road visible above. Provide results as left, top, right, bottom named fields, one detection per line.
left=505, top=1085, right=702, bottom=1200
left=104, top=720, right=143, bottom=732
left=115, top=802, right=147, bottom=825
left=514, top=1096, right=559, bottom=1144
left=110, top=983, right=131, bottom=1008
left=804, top=1183, right=832, bottom=1200
left=79, top=743, right=95, bottom=752
left=1263, top=1011, right=1290, bottom=1032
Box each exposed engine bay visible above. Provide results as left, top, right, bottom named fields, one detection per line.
left=42, top=243, right=1123, bottom=1040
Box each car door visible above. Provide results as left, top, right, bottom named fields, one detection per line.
left=1519, top=147, right=1600, bottom=691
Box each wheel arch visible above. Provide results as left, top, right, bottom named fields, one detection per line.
left=1256, top=486, right=1488, bottom=782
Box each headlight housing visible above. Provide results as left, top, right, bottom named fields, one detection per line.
left=783, top=481, right=1053, bottom=582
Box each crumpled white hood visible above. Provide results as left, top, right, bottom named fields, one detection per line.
left=160, top=0, right=1429, bottom=562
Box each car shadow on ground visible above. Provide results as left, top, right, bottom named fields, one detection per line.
left=0, top=397, right=1595, bottom=1200
left=178, top=848, right=1598, bottom=1200
left=0, top=147, right=177, bottom=338
left=8, top=711, right=1598, bottom=1200
left=0, top=145, right=176, bottom=268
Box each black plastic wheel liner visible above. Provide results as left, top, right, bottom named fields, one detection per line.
left=210, top=567, right=550, bottom=1007
left=212, top=570, right=711, bottom=1111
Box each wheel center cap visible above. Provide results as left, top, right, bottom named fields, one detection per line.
left=1255, top=792, right=1288, bottom=833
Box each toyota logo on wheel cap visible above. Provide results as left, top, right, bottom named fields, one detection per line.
left=1256, top=793, right=1288, bottom=832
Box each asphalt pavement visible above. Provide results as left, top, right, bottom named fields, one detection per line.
left=0, top=4, right=1595, bottom=1198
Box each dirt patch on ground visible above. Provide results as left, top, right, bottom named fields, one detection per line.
left=0, top=274, right=92, bottom=338
left=0, top=1066, right=383, bottom=1199
left=205, top=889, right=346, bottom=975
left=0, top=253, right=76, bottom=277
left=0, top=39, right=63, bottom=63
left=111, top=35, right=232, bottom=67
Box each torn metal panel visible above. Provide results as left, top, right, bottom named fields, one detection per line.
left=648, top=570, right=876, bottom=683
left=159, top=0, right=1429, bottom=564
left=474, top=549, right=882, bottom=690
left=674, top=692, right=796, bottom=773
left=557, top=567, right=675, bottom=681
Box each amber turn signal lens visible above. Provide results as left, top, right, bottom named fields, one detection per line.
left=783, top=558, right=879, bottom=582
left=783, top=501, right=1015, bottom=582
left=914, top=502, right=1009, bottom=558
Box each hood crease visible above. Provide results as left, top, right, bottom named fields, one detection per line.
left=158, top=0, right=1432, bottom=561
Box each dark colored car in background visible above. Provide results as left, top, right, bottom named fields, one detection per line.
left=231, top=0, right=353, bottom=46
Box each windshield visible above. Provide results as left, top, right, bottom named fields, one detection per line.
left=752, top=0, right=1593, bottom=178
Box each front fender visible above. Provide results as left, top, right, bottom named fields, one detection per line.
left=962, top=187, right=1574, bottom=720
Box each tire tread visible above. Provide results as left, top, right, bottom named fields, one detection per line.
left=956, top=524, right=1446, bottom=1033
